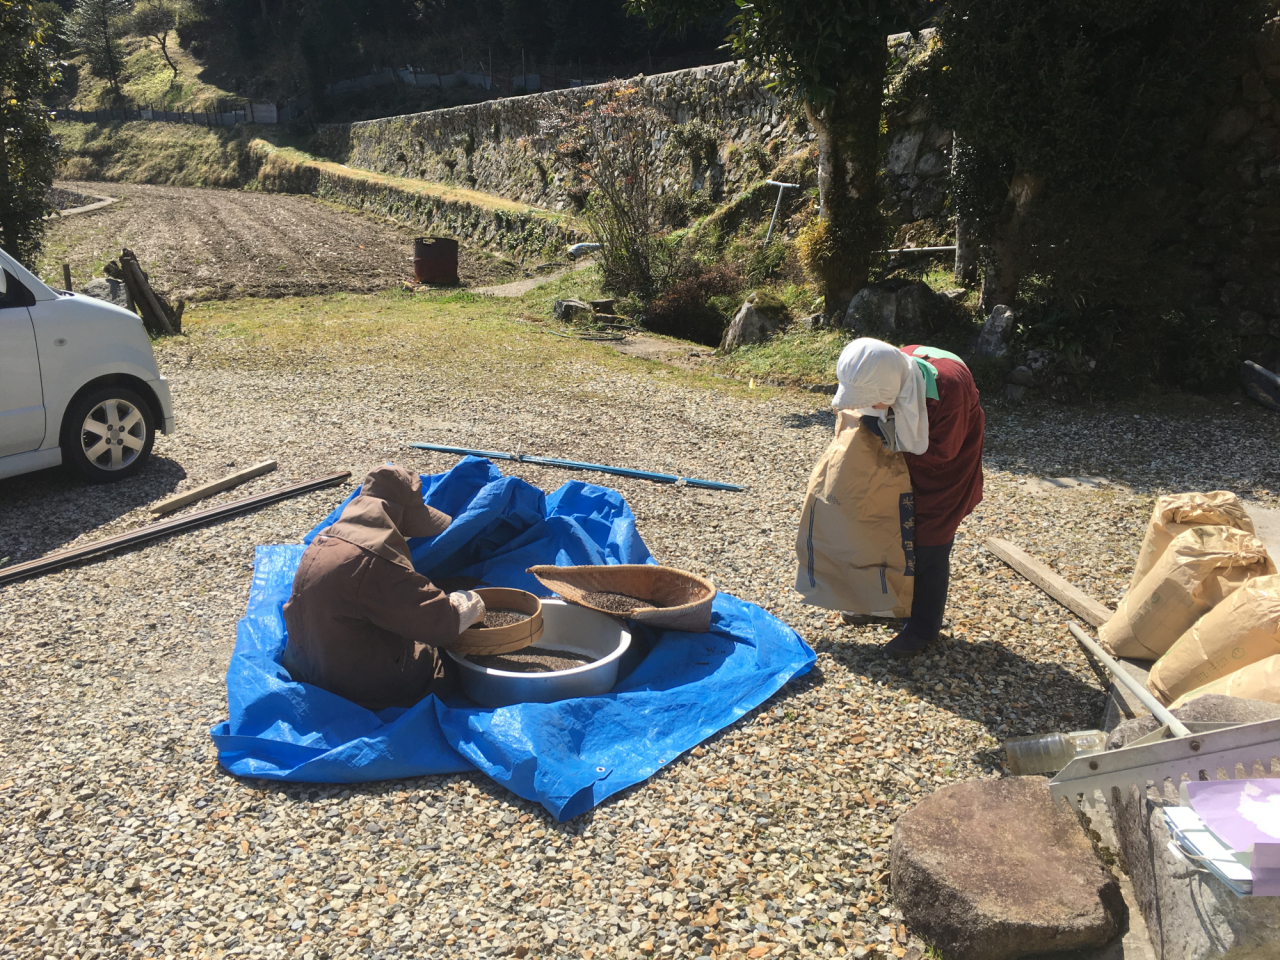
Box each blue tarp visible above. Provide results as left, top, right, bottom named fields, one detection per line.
left=210, top=457, right=815, bottom=820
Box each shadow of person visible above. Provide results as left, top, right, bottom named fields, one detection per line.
left=781, top=409, right=836, bottom=431
left=0, top=454, right=186, bottom=566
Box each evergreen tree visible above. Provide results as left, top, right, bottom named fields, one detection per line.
left=68, top=0, right=131, bottom=96
left=0, top=0, right=62, bottom=265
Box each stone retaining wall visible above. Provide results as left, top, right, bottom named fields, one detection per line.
left=315, top=38, right=954, bottom=227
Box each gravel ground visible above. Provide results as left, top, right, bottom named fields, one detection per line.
left=2, top=316, right=1279, bottom=960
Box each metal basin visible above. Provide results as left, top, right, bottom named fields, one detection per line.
left=446, top=599, right=631, bottom=708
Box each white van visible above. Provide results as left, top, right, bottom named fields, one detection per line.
left=0, top=246, right=174, bottom=482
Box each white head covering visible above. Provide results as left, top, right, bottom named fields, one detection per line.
left=831, top=338, right=930, bottom=455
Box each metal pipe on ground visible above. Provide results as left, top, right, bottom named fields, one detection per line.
left=0, top=471, right=351, bottom=587
left=1066, top=623, right=1192, bottom=738
left=408, top=443, right=745, bottom=492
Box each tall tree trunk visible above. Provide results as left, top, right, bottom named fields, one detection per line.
left=954, top=218, right=979, bottom=286
left=159, top=37, right=178, bottom=80
left=99, top=13, right=121, bottom=96
left=807, top=36, right=888, bottom=321
left=980, top=169, right=1043, bottom=312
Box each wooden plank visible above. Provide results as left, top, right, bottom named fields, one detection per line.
left=151, top=460, right=278, bottom=515
left=0, top=471, right=350, bottom=588
left=984, top=536, right=1114, bottom=627
left=121, top=254, right=175, bottom=336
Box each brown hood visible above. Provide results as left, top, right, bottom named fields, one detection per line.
left=322, top=465, right=451, bottom=571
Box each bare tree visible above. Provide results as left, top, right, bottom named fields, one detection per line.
left=134, top=0, right=179, bottom=81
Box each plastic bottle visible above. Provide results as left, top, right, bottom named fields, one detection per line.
left=1004, top=729, right=1107, bottom=776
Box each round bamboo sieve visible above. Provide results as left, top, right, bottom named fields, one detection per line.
left=449, top=587, right=544, bottom=656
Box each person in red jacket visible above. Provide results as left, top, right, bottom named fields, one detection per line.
left=831, top=338, right=985, bottom=658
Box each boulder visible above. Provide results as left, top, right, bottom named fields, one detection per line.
left=553, top=298, right=593, bottom=322
left=842, top=280, right=950, bottom=343
left=885, top=128, right=925, bottom=176
left=720, top=295, right=784, bottom=353
left=973, top=304, right=1016, bottom=359
left=80, top=277, right=129, bottom=309
left=891, top=777, right=1125, bottom=960
left=1105, top=694, right=1280, bottom=751
left=1007, top=365, right=1035, bottom=387
left=843, top=285, right=898, bottom=336
left=1242, top=359, right=1280, bottom=412
left=914, top=151, right=948, bottom=178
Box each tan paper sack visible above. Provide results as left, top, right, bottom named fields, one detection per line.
left=1169, top=654, right=1280, bottom=709
left=795, top=411, right=915, bottom=617
left=1148, top=574, right=1280, bottom=704
left=1128, top=491, right=1254, bottom=593
left=1099, top=525, right=1274, bottom=660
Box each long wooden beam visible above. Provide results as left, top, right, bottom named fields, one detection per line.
left=984, top=536, right=1113, bottom=627
left=0, top=471, right=350, bottom=587
left=151, top=460, right=278, bottom=515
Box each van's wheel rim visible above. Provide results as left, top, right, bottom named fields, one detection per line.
left=81, top=398, right=146, bottom=471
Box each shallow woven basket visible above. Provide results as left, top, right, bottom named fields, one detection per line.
left=449, top=587, right=544, bottom=656
left=526, top=564, right=716, bottom=633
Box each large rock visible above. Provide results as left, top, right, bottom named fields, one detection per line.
left=842, top=280, right=951, bottom=343
left=1106, top=694, right=1280, bottom=750
left=891, top=778, right=1125, bottom=960
left=720, top=295, right=784, bottom=352
left=80, top=277, right=129, bottom=309
left=553, top=298, right=593, bottom=322
left=973, top=304, right=1016, bottom=359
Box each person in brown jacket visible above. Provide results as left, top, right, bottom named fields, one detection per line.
left=281, top=465, right=486, bottom=710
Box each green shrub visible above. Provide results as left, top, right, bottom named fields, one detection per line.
left=645, top=262, right=744, bottom=346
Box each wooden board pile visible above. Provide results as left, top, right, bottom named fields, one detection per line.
left=104, top=248, right=185, bottom=336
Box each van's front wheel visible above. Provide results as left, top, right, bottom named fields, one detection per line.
left=61, top=387, right=155, bottom=482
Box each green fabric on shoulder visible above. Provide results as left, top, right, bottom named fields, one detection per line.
left=911, top=345, right=966, bottom=365
left=913, top=357, right=940, bottom=401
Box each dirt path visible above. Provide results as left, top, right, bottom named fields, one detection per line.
left=41, top=180, right=525, bottom=300
left=473, top=257, right=595, bottom=297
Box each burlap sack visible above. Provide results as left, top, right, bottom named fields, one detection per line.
left=1148, top=574, right=1280, bottom=704
left=1128, top=491, right=1254, bottom=593
left=1169, top=654, right=1280, bottom=709
left=795, top=411, right=915, bottom=617
left=1099, top=526, right=1275, bottom=660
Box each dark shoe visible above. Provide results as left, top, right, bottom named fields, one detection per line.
left=884, top=627, right=934, bottom=660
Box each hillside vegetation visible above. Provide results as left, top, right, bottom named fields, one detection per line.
left=61, top=32, right=233, bottom=112
left=54, top=121, right=254, bottom=186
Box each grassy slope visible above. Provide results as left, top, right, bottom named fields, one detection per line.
left=67, top=35, right=236, bottom=111
left=54, top=120, right=255, bottom=187
left=713, top=262, right=981, bottom=389
left=250, top=141, right=572, bottom=219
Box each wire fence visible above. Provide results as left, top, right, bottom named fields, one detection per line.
left=53, top=100, right=305, bottom=127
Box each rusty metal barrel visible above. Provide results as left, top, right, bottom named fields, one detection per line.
left=413, top=237, right=459, bottom=285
